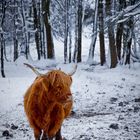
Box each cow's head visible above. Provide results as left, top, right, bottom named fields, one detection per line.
left=24, top=63, right=77, bottom=103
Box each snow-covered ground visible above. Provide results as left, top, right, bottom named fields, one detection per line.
left=0, top=37, right=140, bottom=140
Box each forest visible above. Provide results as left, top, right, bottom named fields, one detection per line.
left=0, top=0, right=140, bottom=140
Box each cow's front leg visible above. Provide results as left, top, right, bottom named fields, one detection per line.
left=55, top=128, right=63, bottom=140
left=42, top=132, right=54, bottom=140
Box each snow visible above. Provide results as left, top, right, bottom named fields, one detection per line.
left=0, top=37, right=140, bottom=140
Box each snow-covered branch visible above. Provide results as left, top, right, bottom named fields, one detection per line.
left=110, top=1, right=140, bottom=24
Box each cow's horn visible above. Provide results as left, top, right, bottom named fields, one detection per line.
left=24, top=63, right=42, bottom=76
left=68, top=64, right=77, bottom=76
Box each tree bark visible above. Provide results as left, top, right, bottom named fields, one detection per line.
left=64, top=0, right=69, bottom=63
left=42, top=0, right=55, bottom=59
left=0, top=34, right=6, bottom=77
left=69, top=23, right=72, bottom=63
left=87, top=0, right=98, bottom=64
left=124, top=18, right=133, bottom=65
left=106, top=0, right=117, bottom=68
left=115, top=0, right=125, bottom=61
left=68, top=0, right=72, bottom=63
left=32, top=0, right=41, bottom=60
left=116, top=23, right=123, bottom=60
left=21, top=0, right=29, bottom=59
left=98, top=0, right=106, bottom=66
left=0, top=0, right=6, bottom=77
left=122, top=0, right=135, bottom=65
left=73, top=0, right=78, bottom=62
left=77, top=0, right=83, bottom=63
left=13, top=0, right=18, bottom=62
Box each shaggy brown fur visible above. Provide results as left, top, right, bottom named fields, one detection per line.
left=24, top=70, right=73, bottom=140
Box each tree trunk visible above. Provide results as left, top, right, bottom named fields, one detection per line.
left=42, top=25, right=46, bottom=59
left=106, top=0, right=117, bottom=68
left=68, top=0, right=72, bottom=63
left=87, top=0, right=98, bottom=64
left=98, top=0, right=106, bottom=66
left=13, top=0, right=18, bottom=62
left=13, top=37, right=18, bottom=61
left=38, top=1, right=43, bottom=57
left=32, top=0, right=41, bottom=60
left=4, top=40, right=9, bottom=62
left=77, top=0, right=83, bottom=63
left=0, top=0, right=6, bottom=77
left=69, top=24, right=72, bottom=63
left=21, top=0, right=29, bottom=59
left=39, top=0, right=46, bottom=59
left=73, top=0, right=78, bottom=62
left=122, top=0, right=135, bottom=65
left=42, top=0, right=55, bottom=59
left=115, top=0, right=125, bottom=61
left=64, top=0, right=69, bottom=63
left=0, top=34, right=6, bottom=78
left=124, top=18, right=133, bottom=65
left=116, top=23, right=123, bottom=61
